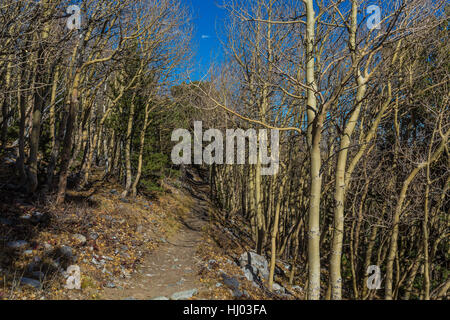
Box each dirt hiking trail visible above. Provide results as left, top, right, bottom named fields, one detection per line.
left=102, top=169, right=212, bottom=300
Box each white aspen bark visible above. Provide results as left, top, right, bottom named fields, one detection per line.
left=305, top=0, right=321, bottom=300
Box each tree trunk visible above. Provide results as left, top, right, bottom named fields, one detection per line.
left=385, top=132, right=448, bottom=299
left=131, top=100, right=152, bottom=197
left=268, top=174, right=286, bottom=291
left=1, top=60, right=12, bottom=149
left=122, top=93, right=137, bottom=197
left=56, top=72, right=80, bottom=204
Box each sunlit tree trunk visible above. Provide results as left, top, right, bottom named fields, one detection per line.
left=122, top=92, right=137, bottom=197
left=305, top=0, right=321, bottom=300
left=269, top=173, right=287, bottom=291
left=131, top=99, right=153, bottom=197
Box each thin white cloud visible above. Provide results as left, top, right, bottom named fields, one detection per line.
left=201, top=35, right=210, bottom=39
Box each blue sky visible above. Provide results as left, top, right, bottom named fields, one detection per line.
left=183, top=0, right=226, bottom=81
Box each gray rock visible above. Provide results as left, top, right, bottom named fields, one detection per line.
left=32, top=212, right=45, bottom=223
left=226, top=259, right=237, bottom=266
left=230, top=289, right=247, bottom=298
left=231, top=289, right=242, bottom=297
left=0, top=218, right=13, bottom=225
left=243, top=267, right=256, bottom=283
left=105, top=282, right=116, bottom=288
left=64, top=265, right=81, bottom=290
left=239, top=251, right=269, bottom=281
left=72, top=234, right=87, bottom=245
left=32, top=271, right=45, bottom=281
left=20, top=277, right=41, bottom=289
left=292, top=285, right=303, bottom=292
left=59, top=245, right=73, bottom=258
left=207, top=259, right=217, bottom=270
left=26, top=257, right=42, bottom=272
left=7, top=240, right=28, bottom=249
left=170, top=289, right=198, bottom=300
left=4, top=157, right=15, bottom=164
left=20, top=214, right=32, bottom=221
left=221, top=273, right=240, bottom=290
left=89, top=232, right=99, bottom=240
left=5, top=183, right=19, bottom=190
left=151, top=296, right=169, bottom=300
left=272, top=283, right=286, bottom=294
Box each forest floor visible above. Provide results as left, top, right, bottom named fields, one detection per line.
left=0, top=154, right=302, bottom=300
left=101, top=172, right=213, bottom=300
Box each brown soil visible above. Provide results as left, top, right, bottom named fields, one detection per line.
left=102, top=173, right=212, bottom=300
